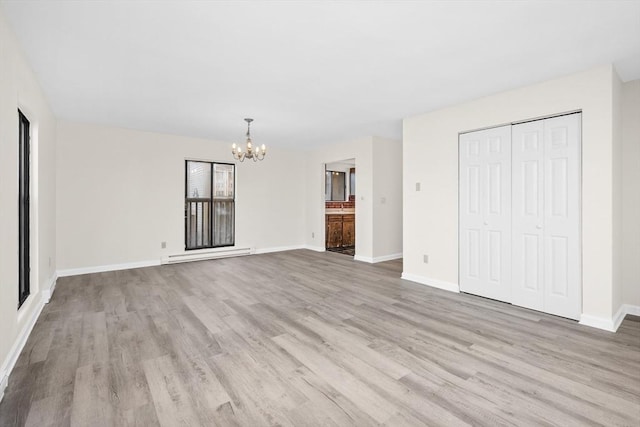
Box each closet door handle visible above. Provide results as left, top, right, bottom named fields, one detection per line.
left=483, top=221, right=488, bottom=226
left=536, top=225, right=543, bottom=229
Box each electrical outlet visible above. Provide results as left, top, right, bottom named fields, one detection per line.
left=312, top=232, right=315, bottom=238
left=423, top=254, right=429, bottom=263
left=161, top=241, right=166, bottom=249
left=416, top=182, right=421, bottom=191
left=380, top=197, right=386, bottom=204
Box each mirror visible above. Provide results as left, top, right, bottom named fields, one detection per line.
left=325, top=171, right=346, bottom=201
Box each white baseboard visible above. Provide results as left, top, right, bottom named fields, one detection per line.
left=612, top=304, right=627, bottom=332
left=579, top=314, right=617, bottom=332
left=303, top=245, right=326, bottom=253
left=0, top=272, right=55, bottom=402
left=0, top=371, right=6, bottom=403
left=401, top=272, right=460, bottom=293
left=41, top=272, right=58, bottom=304
left=613, top=304, right=640, bottom=330
left=60, top=247, right=313, bottom=274
left=624, top=304, right=640, bottom=317
left=354, top=253, right=403, bottom=264
left=579, top=304, right=640, bottom=332
left=57, top=259, right=161, bottom=277
left=254, top=245, right=305, bottom=255
left=373, top=253, right=403, bottom=263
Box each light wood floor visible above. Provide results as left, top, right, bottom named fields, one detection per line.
left=1, top=250, right=639, bottom=426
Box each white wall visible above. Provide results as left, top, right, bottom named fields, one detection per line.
left=56, top=122, right=307, bottom=271
left=372, top=137, right=403, bottom=259
left=0, top=9, right=57, bottom=397
left=622, top=80, right=640, bottom=307
left=403, top=65, right=620, bottom=324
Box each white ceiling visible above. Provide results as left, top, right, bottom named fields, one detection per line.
left=2, top=1, right=639, bottom=149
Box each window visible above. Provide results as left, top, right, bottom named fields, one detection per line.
left=185, top=161, right=235, bottom=249
left=325, top=170, right=345, bottom=201
left=18, top=110, right=30, bottom=308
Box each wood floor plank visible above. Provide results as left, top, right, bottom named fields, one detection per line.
left=0, top=249, right=638, bottom=426
left=182, top=295, right=227, bottom=334
left=70, top=362, right=114, bottom=427
left=78, top=312, right=109, bottom=367
left=272, top=332, right=400, bottom=424
left=142, top=355, right=202, bottom=427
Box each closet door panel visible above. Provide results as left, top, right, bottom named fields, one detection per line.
left=485, top=129, right=511, bottom=300
left=512, top=121, right=545, bottom=311
left=543, top=114, right=581, bottom=320
left=460, top=133, right=487, bottom=293
left=459, top=126, right=511, bottom=301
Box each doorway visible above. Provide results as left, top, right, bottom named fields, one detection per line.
left=324, top=159, right=355, bottom=256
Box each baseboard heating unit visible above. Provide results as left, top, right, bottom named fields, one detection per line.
left=162, top=247, right=252, bottom=265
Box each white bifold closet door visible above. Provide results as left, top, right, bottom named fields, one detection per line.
left=459, top=125, right=512, bottom=301
left=512, top=113, right=581, bottom=319
left=460, top=113, right=581, bottom=320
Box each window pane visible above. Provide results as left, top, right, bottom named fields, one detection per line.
left=213, top=200, right=234, bottom=246
left=214, top=163, right=234, bottom=199
left=187, top=161, right=211, bottom=199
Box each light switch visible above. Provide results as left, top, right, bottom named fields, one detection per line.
left=416, top=182, right=421, bottom=191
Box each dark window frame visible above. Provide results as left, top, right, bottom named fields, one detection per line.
left=18, top=110, right=30, bottom=309
left=184, top=160, right=235, bottom=250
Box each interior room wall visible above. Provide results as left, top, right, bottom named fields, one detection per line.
left=0, top=9, right=57, bottom=397
left=403, top=65, right=619, bottom=327
left=372, top=137, right=403, bottom=259
left=56, top=122, right=307, bottom=272
left=622, top=79, right=640, bottom=307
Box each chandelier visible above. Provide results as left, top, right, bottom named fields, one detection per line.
left=231, top=118, right=266, bottom=162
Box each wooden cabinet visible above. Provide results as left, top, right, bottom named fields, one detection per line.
left=326, top=215, right=343, bottom=248
left=325, top=214, right=355, bottom=249
left=342, top=215, right=355, bottom=247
